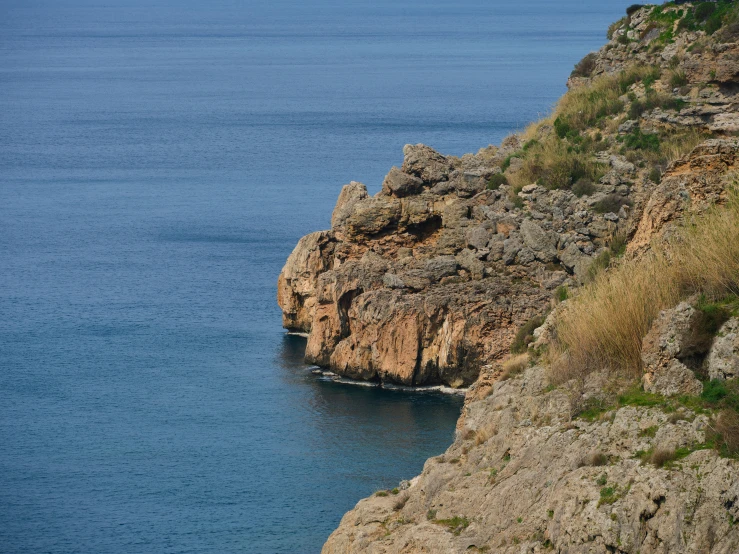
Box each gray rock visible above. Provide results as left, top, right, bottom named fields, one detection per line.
left=708, top=317, right=739, bottom=380
left=383, top=273, right=406, bottom=289
left=381, top=166, right=424, bottom=197
left=455, top=249, right=484, bottom=280
left=502, top=238, right=523, bottom=266
left=642, top=302, right=704, bottom=396
left=401, top=144, right=452, bottom=184
left=466, top=225, right=490, bottom=250
left=331, top=181, right=369, bottom=229
left=424, top=256, right=458, bottom=281
left=520, top=219, right=556, bottom=262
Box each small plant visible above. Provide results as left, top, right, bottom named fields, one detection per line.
left=516, top=517, right=523, bottom=523
left=571, top=52, right=598, bottom=78
left=487, top=173, right=508, bottom=190
left=593, top=194, right=631, bottom=214
left=715, top=409, right=739, bottom=455
left=598, top=486, right=619, bottom=506
left=639, top=425, right=658, bottom=438
left=547, top=510, right=554, bottom=519
left=648, top=447, right=676, bottom=468
left=511, top=315, right=546, bottom=354
left=621, top=128, right=660, bottom=151
left=596, top=473, right=608, bottom=486
left=572, top=178, right=596, bottom=197
left=555, top=286, right=569, bottom=303
left=426, top=509, right=437, bottom=520
left=391, top=487, right=400, bottom=495
left=669, top=70, right=688, bottom=88
left=432, top=515, right=470, bottom=536
left=500, top=353, right=529, bottom=381
left=648, top=166, right=662, bottom=184
left=375, top=490, right=389, bottom=497
left=393, top=493, right=409, bottom=511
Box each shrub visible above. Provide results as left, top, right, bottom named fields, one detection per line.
left=648, top=166, right=662, bottom=184
left=648, top=447, right=676, bottom=468
left=572, top=178, right=596, bottom=197
left=715, top=409, right=739, bottom=455
left=696, top=2, right=717, bottom=21
left=500, top=353, right=529, bottom=380
left=571, top=53, right=598, bottom=78
left=608, top=17, right=628, bottom=40
left=487, top=173, right=508, bottom=190
left=669, top=70, right=688, bottom=88
left=511, top=315, right=546, bottom=354
left=475, top=424, right=497, bottom=445
left=622, top=128, right=660, bottom=151
left=594, top=194, right=631, bottom=214
left=555, top=286, right=569, bottom=303
left=393, top=493, right=409, bottom=511
left=626, top=4, right=644, bottom=17
left=551, top=192, right=739, bottom=382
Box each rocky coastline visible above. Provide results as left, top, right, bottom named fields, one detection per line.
left=278, top=3, right=739, bottom=552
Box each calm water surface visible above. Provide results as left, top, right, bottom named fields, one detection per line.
left=1, top=1, right=633, bottom=552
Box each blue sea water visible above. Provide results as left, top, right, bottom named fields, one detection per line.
left=1, top=1, right=635, bottom=552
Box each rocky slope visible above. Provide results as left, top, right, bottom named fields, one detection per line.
left=277, top=3, right=739, bottom=552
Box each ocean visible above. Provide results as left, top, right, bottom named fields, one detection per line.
left=0, top=1, right=634, bottom=552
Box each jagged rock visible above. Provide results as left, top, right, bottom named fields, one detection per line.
left=331, top=182, right=369, bottom=229
left=344, top=196, right=401, bottom=239
left=629, top=139, right=739, bottom=253
left=455, top=249, right=484, bottom=280
left=520, top=219, right=556, bottom=262
left=641, top=302, right=703, bottom=396
left=401, top=144, right=453, bottom=184
left=424, top=256, right=458, bottom=281
left=708, top=318, right=739, bottom=380
left=381, top=166, right=424, bottom=197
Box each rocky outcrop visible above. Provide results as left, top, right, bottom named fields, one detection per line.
left=278, top=144, right=639, bottom=386
left=323, top=365, right=739, bottom=553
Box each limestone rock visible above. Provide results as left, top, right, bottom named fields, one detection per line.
left=641, top=302, right=703, bottom=396
left=708, top=318, right=739, bottom=380
left=331, top=181, right=369, bottom=229
left=401, top=144, right=453, bottom=184
left=381, top=167, right=424, bottom=198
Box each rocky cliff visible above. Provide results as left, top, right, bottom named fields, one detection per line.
left=278, top=2, right=739, bottom=552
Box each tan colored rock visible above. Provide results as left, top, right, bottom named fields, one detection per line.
left=641, top=301, right=703, bottom=396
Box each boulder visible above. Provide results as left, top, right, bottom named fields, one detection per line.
left=381, top=166, right=424, bottom=197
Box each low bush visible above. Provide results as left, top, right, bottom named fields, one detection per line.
left=669, top=70, right=688, bottom=88
left=487, top=173, right=508, bottom=190
left=571, top=53, right=598, bottom=78
left=621, top=128, right=660, bottom=152
left=593, top=194, right=631, bottom=214
left=572, top=178, right=596, bottom=197
left=500, top=353, right=529, bottom=380
left=626, top=4, right=644, bottom=17
left=511, top=315, right=546, bottom=354
left=715, top=409, right=739, bottom=455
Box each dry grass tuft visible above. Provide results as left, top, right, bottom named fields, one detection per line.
left=500, top=353, right=530, bottom=381
left=475, top=424, right=498, bottom=446
left=648, top=447, right=676, bottom=468
left=551, top=189, right=739, bottom=383
left=579, top=451, right=608, bottom=467
left=716, top=409, right=739, bottom=455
